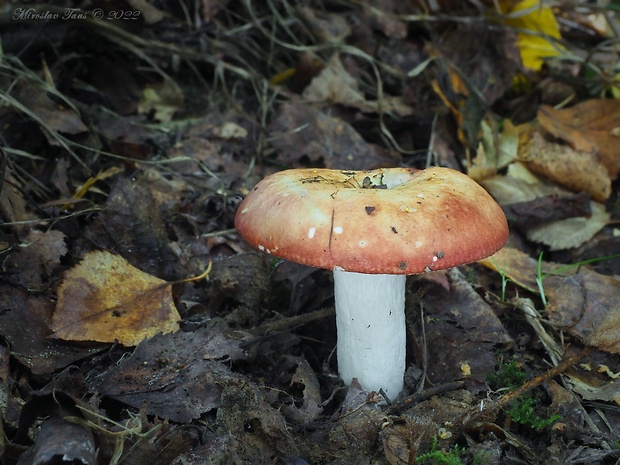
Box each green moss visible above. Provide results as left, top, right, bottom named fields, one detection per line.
left=416, top=437, right=490, bottom=465
left=487, top=360, right=527, bottom=391
left=488, top=360, right=562, bottom=431
left=507, top=397, right=561, bottom=431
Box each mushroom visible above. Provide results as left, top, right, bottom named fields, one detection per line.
left=234, top=167, right=508, bottom=399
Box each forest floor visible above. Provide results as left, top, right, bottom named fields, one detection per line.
left=0, top=1, right=620, bottom=464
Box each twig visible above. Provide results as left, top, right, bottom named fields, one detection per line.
left=248, top=307, right=335, bottom=336
left=460, top=346, right=594, bottom=429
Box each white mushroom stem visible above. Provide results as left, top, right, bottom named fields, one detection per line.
left=333, top=268, right=406, bottom=399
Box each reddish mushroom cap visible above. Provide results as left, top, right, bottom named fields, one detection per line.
left=235, top=167, right=508, bottom=274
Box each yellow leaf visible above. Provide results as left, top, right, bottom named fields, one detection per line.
left=51, top=250, right=181, bottom=346
left=499, top=0, right=564, bottom=70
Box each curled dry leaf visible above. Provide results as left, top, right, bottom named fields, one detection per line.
left=480, top=162, right=568, bottom=205
left=520, top=130, right=611, bottom=202
left=537, top=99, right=620, bottom=178
left=51, top=250, right=180, bottom=346
left=468, top=119, right=519, bottom=181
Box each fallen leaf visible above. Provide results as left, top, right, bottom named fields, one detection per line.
left=537, top=99, right=620, bottom=178
left=14, top=228, right=67, bottom=287
left=519, top=130, right=611, bottom=202
left=302, top=54, right=413, bottom=116
left=0, top=285, right=104, bottom=375
left=502, top=192, right=591, bottom=227
left=565, top=374, right=620, bottom=405
left=51, top=250, right=181, bottom=346
left=479, top=162, right=571, bottom=205
left=84, top=178, right=180, bottom=281
left=546, top=270, right=620, bottom=354
left=281, top=356, right=323, bottom=424
left=479, top=246, right=542, bottom=293
left=498, top=0, right=565, bottom=71
left=212, top=121, right=248, bottom=140
left=137, top=80, right=184, bottom=123
left=430, top=56, right=481, bottom=148
left=420, top=268, right=513, bottom=384
left=94, top=325, right=246, bottom=422
left=24, top=417, right=96, bottom=465
left=302, top=54, right=366, bottom=108
left=267, top=102, right=396, bottom=169
left=297, top=6, right=351, bottom=43
left=481, top=247, right=620, bottom=354
left=12, top=79, right=88, bottom=134
left=469, top=119, right=519, bottom=181
left=360, top=1, right=407, bottom=39
left=525, top=201, right=609, bottom=251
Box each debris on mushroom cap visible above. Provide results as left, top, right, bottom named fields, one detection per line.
left=234, top=167, right=509, bottom=274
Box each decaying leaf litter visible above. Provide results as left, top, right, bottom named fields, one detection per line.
left=0, top=0, right=619, bottom=463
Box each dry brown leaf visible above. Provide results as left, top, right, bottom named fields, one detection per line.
left=302, top=54, right=366, bottom=107
left=137, top=81, right=184, bottom=123
left=51, top=250, right=180, bottom=346
left=297, top=6, right=351, bottom=43
left=481, top=247, right=620, bottom=354
left=302, top=54, right=413, bottom=116
left=94, top=326, right=246, bottom=422
left=0, top=285, right=104, bottom=375
left=520, top=130, right=611, bottom=202
left=537, top=99, right=620, bottom=178
left=565, top=375, right=620, bottom=405
left=479, top=247, right=540, bottom=293
left=280, top=356, right=323, bottom=424
left=421, top=268, right=512, bottom=384
left=267, top=102, right=396, bottom=169
left=546, top=271, right=620, bottom=354
left=12, top=80, right=87, bottom=135
left=15, top=229, right=67, bottom=287
left=360, top=2, right=407, bottom=39
left=525, top=201, right=610, bottom=251
left=480, top=162, right=568, bottom=205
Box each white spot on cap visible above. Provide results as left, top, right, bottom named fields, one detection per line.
left=258, top=245, right=265, bottom=252
left=333, top=226, right=343, bottom=234
left=417, top=193, right=425, bottom=198
left=415, top=240, right=423, bottom=247
left=241, top=207, right=249, bottom=215
left=400, top=205, right=416, bottom=213
left=308, top=227, right=316, bottom=239
left=359, top=240, right=367, bottom=247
